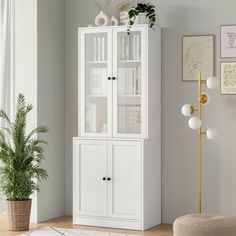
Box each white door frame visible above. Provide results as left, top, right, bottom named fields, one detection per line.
left=79, top=28, right=113, bottom=137
left=112, top=26, right=148, bottom=139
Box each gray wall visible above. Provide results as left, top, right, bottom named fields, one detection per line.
left=65, top=0, right=236, bottom=223
left=161, top=0, right=236, bottom=223
left=37, top=0, right=65, bottom=221
left=15, top=0, right=65, bottom=222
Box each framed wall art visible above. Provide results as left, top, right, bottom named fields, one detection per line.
left=221, top=62, right=236, bottom=94
left=220, top=25, right=236, bottom=58
left=182, top=35, right=215, bottom=81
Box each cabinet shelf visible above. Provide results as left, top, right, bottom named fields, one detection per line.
left=86, top=94, right=107, bottom=98
left=119, top=94, right=141, bottom=98
left=87, top=61, right=107, bottom=64
left=118, top=60, right=141, bottom=66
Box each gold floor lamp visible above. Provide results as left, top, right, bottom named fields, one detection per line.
left=181, top=72, right=219, bottom=213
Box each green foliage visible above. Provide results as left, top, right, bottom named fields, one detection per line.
left=0, top=94, right=49, bottom=200
left=128, top=3, right=156, bottom=33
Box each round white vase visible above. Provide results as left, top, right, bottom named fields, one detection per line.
left=110, top=16, right=119, bottom=26
left=95, top=11, right=110, bottom=26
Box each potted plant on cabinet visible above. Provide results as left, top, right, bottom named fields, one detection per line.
left=128, top=3, right=156, bottom=33
left=0, top=94, right=49, bottom=231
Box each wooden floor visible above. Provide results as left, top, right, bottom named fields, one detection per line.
left=0, top=215, right=173, bottom=236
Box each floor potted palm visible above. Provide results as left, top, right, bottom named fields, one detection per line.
left=0, top=94, right=49, bottom=231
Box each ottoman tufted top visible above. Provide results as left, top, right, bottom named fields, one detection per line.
left=173, top=214, right=236, bottom=236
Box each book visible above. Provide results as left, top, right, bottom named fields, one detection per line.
left=101, top=68, right=107, bottom=95
left=89, top=68, right=100, bottom=94
left=93, top=37, right=97, bottom=61
left=125, top=35, right=129, bottom=60
left=86, top=103, right=97, bottom=133
left=98, top=37, right=101, bottom=61
left=133, top=34, right=136, bottom=60
left=101, top=37, right=105, bottom=61
left=136, top=34, right=140, bottom=60
left=137, top=67, right=141, bottom=95
left=120, top=34, right=125, bottom=60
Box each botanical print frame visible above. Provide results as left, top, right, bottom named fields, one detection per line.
left=182, top=35, right=215, bottom=81
left=221, top=62, right=236, bottom=94
left=220, top=25, right=236, bottom=58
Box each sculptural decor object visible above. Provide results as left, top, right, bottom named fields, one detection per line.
left=116, top=1, right=136, bottom=25
left=110, top=16, right=119, bottom=26
left=94, top=0, right=110, bottom=26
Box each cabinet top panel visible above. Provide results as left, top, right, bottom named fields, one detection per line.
left=78, top=24, right=149, bottom=31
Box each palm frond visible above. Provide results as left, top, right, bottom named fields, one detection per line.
left=0, top=110, right=12, bottom=127
left=25, top=125, right=49, bottom=143
left=0, top=94, right=49, bottom=200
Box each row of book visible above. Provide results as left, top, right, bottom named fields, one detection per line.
left=118, top=67, right=141, bottom=95
left=118, top=105, right=141, bottom=134
left=91, top=34, right=141, bottom=62
left=86, top=103, right=97, bottom=133
left=85, top=102, right=141, bottom=134
left=87, top=67, right=141, bottom=96
left=93, top=37, right=106, bottom=61
left=119, top=33, right=141, bottom=61
left=88, top=68, right=107, bottom=95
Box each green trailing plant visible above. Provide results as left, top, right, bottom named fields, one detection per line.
left=128, top=3, right=156, bottom=33
left=0, top=94, right=49, bottom=200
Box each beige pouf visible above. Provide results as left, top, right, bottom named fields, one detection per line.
left=173, top=214, right=236, bottom=236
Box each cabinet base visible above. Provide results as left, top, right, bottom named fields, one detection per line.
left=73, top=215, right=142, bottom=230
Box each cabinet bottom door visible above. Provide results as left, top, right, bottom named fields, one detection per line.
left=74, top=139, right=107, bottom=217
left=108, top=141, right=142, bottom=220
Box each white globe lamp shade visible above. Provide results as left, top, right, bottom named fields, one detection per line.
left=188, top=117, right=202, bottom=130
left=206, top=76, right=219, bottom=90
left=206, top=127, right=219, bottom=140
left=181, top=104, right=194, bottom=117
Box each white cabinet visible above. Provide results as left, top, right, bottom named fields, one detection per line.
left=74, top=25, right=161, bottom=231
left=73, top=140, right=107, bottom=216
left=74, top=138, right=161, bottom=230
left=107, top=141, right=142, bottom=220
left=74, top=140, right=142, bottom=221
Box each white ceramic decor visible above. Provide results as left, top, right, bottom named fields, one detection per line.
left=134, top=13, right=149, bottom=25
left=95, top=11, right=110, bottom=26
left=119, top=11, right=129, bottom=25
left=110, top=16, right=119, bottom=26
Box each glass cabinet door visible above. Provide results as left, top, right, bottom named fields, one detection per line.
left=79, top=29, right=112, bottom=137
left=112, top=27, right=146, bottom=138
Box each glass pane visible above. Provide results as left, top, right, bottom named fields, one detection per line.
left=117, top=31, right=142, bottom=134
left=84, top=33, right=108, bottom=134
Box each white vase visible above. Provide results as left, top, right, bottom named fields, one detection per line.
left=110, top=16, right=119, bottom=26
left=95, top=11, right=110, bottom=26
left=119, top=11, right=129, bottom=25
left=134, top=13, right=149, bottom=25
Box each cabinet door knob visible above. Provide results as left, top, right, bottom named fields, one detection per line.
left=102, top=177, right=106, bottom=181
left=107, top=177, right=111, bottom=181
left=108, top=77, right=111, bottom=80
left=112, top=77, right=116, bottom=80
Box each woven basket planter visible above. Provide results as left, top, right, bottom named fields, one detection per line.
left=6, top=199, right=32, bottom=231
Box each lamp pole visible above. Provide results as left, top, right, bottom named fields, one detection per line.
left=198, top=72, right=203, bottom=214
left=181, top=73, right=219, bottom=214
